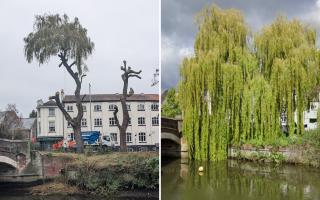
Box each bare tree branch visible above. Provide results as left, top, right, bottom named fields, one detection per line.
left=128, top=74, right=142, bottom=79
left=49, top=91, right=74, bottom=126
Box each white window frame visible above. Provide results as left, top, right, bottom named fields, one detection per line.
left=138, top=117, right=145, bottom=126
left=128, top=117, right=132, bottom=126
left=127, top=104, right=131, bottom=111
left=138, top=132, right=146, bottom=143
left=151, top=103, right=159, bottom=111
left=94, top=118, right=102, bottom=127
left=94, top=105, right=102, bottom=112
left=109, top=117, right=116, bottom=126
left=137, top=104, right=145, bottom=111
left=152, top=116, right=159, bottom=126
left=126, top=132, right=132, bottom=143
left=82, top=105, right=87, bottom=112
left=48, top=108, right=55, bottom=116
left=109, top=104, right=117, bottom=111
left=67, top=105, right=73, bottom=112
left=49, top=121, right=55, bottom=132
left=81, top=118, right=87, bottom=127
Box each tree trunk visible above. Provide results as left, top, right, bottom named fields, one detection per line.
left=49, top=51, right=86, bottom=153
left=74, top=125, right=84, bottom=153
left=119, top=127, right=127, bottom=152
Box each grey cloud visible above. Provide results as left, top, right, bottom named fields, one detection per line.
left=162, top=0, right=317, bottom=90
left=0, top=0, right=159, bottom=116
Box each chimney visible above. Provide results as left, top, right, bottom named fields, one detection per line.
left=37, top=99, right=43, bottom=107
left=61, top=89, right=65, bottom=100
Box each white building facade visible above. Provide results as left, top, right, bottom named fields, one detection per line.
left=36, top=94, right=159, bottom=151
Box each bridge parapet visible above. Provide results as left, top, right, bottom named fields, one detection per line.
left=161, top=117, right=182, bottom=138
left=161, top=117, right=188, bottom=158
left=0, top=138, right=30, bottom=170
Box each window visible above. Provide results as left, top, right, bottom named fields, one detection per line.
left=49, top=121, right=55, bottom=132
left=151, top=103, right=159, bottom=111
left=128, top=117, right=132, bottom=126
left=94, top=118, right=102, bottom=127
left=109, top=117, right=116, bottom=126
left=109, top=104, right=117, bottom=111
left=310, top=118, right=317, bottom=123
left=67, top=121, right=72, bottom=128
left=49, top=108, right=55, bottom=116
left=67, top=105, right=73, bottom=112
left=81, top=118, right=87, bottom=127
left=126, top=132, right=132, bottom=143
left=137, top=104, right=145, bottom=111
left=103, top=135, right=110, bottom=141
left=94, top=105, right=102, bottom=112
left=138, top=117, right=145, bottom=126
left=110, top=133, right=117, bottom=143
left=82, top=105, right=87, bottom=112
left=152, top=116, right=159, bottom=126
left=138, top=132, right=146, bottom=143
left=126, top=104, right=131, bottom=111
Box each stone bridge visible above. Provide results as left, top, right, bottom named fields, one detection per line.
left=161, top=117, right=188, bottom=158
left=0, top=138, right=31, bottom=175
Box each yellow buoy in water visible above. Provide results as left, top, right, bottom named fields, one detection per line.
left=198, top=166, right=204, bottom=172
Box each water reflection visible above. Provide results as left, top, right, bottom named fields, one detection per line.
left=162, top=159, right=320, bottom=200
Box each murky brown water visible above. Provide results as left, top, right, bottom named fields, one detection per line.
left=162, top=159, right=320, bottom=200
left=0, top=187, right=158, bottom=200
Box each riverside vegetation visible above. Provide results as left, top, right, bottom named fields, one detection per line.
left=31, top=152, right=159, bottom=197
left=179, top=5, right=320, bottom=161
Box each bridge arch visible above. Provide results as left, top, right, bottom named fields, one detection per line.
left=0, top=156, right=18, bottom=169
left=161, top=132, right=181, bottom=145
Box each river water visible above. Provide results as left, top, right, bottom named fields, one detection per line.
left=0, top=188, right=158, bottom=200
left=162, top=159, right=320, bottom=200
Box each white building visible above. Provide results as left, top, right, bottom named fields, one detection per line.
left=281, top=101, right=319, bottom=132
left=302, top=101, right=319, bottom=130
left=36, top=93, right=159, bottom=151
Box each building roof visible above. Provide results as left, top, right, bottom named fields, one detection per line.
left=63, top=93, right=159, bottom=103
left=39, top=94, right=159, bottom=108
left=42, top=100, right=57, bottom=107
left=20, top=118, right=36, bottom=130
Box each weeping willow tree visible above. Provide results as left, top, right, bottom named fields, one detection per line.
left=179, top=5, right=320, bottom=161
left=255, top=17, right=319, bottom=136
left=24, top=14, right=95, bottom=153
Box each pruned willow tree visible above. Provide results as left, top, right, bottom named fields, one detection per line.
left=113, top=60, right=142, bottom=152
left=179, top=5, right=320, bottom=161
left=24, top=14, right=94, bottom=153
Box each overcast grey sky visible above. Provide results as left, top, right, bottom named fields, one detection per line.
left=0, top=0, right=159, bottom=117
left=162, top=0, right=320, bottom=90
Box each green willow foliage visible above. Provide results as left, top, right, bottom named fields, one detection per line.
left=162, top=88, right=181, bottom=118
left=24, top=14, right=94, bottom=74
left=179, top=6, right=320, bottom=161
